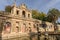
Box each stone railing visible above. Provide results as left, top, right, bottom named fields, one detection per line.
left=2, top=32, right=29, bottom=40
left=0, top=11, right=11, bottom=15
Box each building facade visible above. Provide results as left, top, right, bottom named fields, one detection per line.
left=0, top=3, right=56, bottom=35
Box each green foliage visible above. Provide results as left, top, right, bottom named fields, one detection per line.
left=39, top=12, right=47, bottom=21
left=47, top=8, right=60, bottom=23
left=32, top=8, right=60, bottom=23
left=5, top=5, right=12, bottom=12
left=32, top=10, right=46, bottom=21
left=32, top=10, right=39, bottom=19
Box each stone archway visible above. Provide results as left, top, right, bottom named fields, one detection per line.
left=3, top=22, right=11, bottom=34
left=22, top=11, right=26, bottom=18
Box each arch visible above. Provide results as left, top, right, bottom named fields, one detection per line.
left=16, top=10, right=19, bottom=15
left=6, top=22, right=11, bottom=26
left=3, top=22, right=11, bottom=33
left=22, top=11, right=26, bottom=17
left=28, top=14, right=30, bottom=18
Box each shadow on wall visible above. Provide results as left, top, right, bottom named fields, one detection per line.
left=41, top=21, right=47, bottom=30
left=0, top=22, right=4, bottom=40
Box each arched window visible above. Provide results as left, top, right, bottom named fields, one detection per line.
left=16, top=10, right=19, bottom=15
left=28, top=14, right=30, bottom=18
left=22, top=11, right=25, bottom=18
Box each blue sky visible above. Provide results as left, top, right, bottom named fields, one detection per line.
left=0, top=0, right=60, bottom=22
left=0, top=0, right=60, bottom=13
